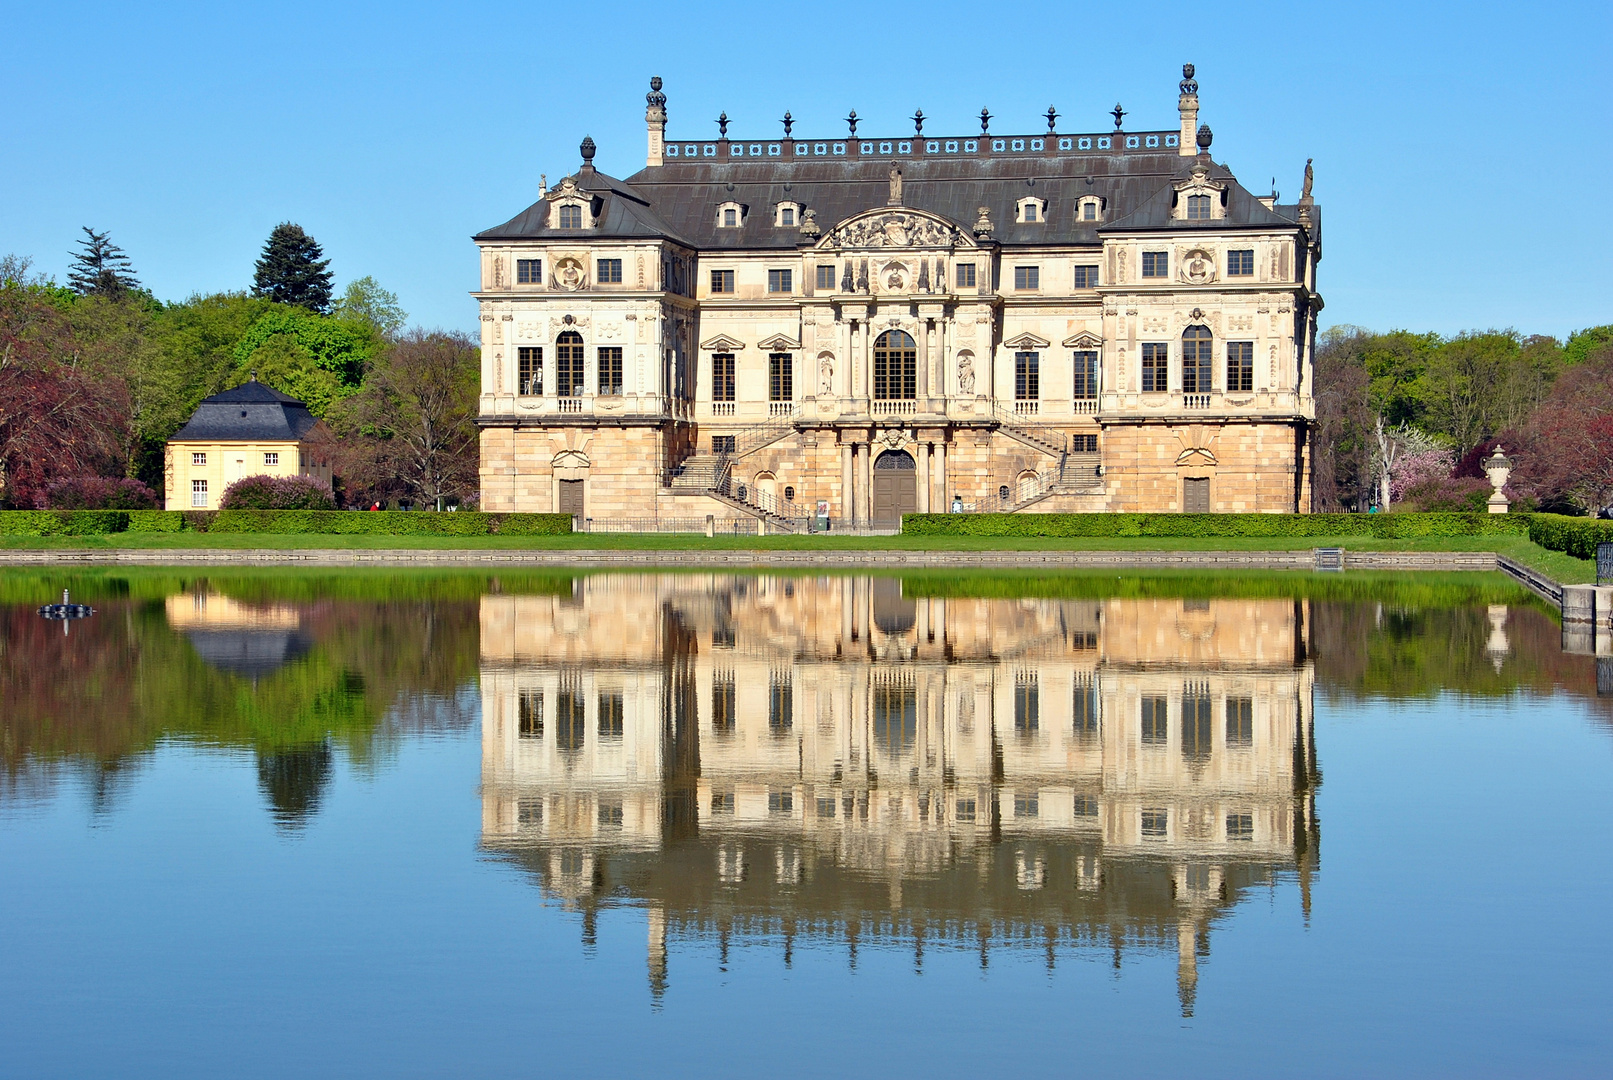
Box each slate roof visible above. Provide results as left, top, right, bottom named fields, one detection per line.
left=475, top=141, right=1316, bottom=250
left=170, top=379, right=319, bottom=443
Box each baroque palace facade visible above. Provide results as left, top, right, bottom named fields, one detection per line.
left=479, top=576, right=1321, bottom=1012
left=474, top=67, right=1321, bottom=526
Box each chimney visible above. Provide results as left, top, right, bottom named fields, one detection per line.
left=645, top=76, right=667, bottom=168
left=1178, top=63, right=1199, bottom=157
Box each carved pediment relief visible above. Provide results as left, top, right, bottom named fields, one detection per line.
left=756, top=333, right=801, bottom=350
left=819, top=208, right=972, bottom=250
left=1003, top=332, right=1051, bottom=349
left=552, top=449, right=590, bottom=468
left=700, top=333, right=746, bottom=351
left=1173, top=162, right=1227, bottom=198
left=1063, top=331, right=1103, bottom=349
left=1174, top=425, right=1219, bottom=467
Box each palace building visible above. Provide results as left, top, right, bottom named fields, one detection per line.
left=473, top=67, right=1321, bottom=527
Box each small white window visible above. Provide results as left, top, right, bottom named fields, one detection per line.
left=724, top=208, right=737, bottom=226
left=1025, top=203, right=1038, bottom=221
left=779, top=205, right=796, bottom=226
left=717, top=201, right=745, bottom=228
left=1016, top=197, right=1047, bottom=224
left=191, top=479, right=208, bottom=508
left=1078, top=196, right=1104, bottom=222
left=191, top=452, right=206, bottom=466
left=263, top=452, right=278, bottom=466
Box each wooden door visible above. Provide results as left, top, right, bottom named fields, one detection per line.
left=872, top=451, right=917, bottom=527
left=1184, top=477, right=1211, bottom=513
left=558, top=479, right=585, bottom=516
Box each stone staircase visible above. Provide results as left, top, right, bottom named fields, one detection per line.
left=990, top=402, right=1066, bottom=459
left=663, top=405, right=807, bottom=528
left=1006, top=453, right=1106, bottom=511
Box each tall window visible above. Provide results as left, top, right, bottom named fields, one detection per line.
left=597, top=347, right=623, bottom=395
left=518, top=347, right=543, bottom=395
left=1013, top=265, right=1039, bottom=290
left=1186, top=194, right=1212, bottom=220
left=712, top=353, right=735, bottom=402
left=1014, top=674, right=1039, bottom=735
left=1142, top=251, right=1168, bottom=278
left=1073, top=351, right=1098, bottom=399
left=1182, top=682, right=1212, bottom=763
left=767, top=268, right=792, bottom=293
left=768, top=353, right=793, bottom=402
left=1142, top=697, right=1168, bottom=744
left=711, top=672, right=736, bottom=734
left=598, top=691, right=624, bottom=739
left=722, top=207, right=738, bottom=227
left=872, top=680, right=917, bottom=757
left=557, top=204, right=583, bottom=228
left=191, top=479, right=208, bottom=508
left=518, top=690, right=543, bottom=738
left=1022, top=202, right=1039, bottom=222
left=956, top=263, right=976, bottom=288
left=1226, top=697, right=1253, bottom=747
left=1014, top=352, right=1039, bottom=400
left=780, top=206, right=795, bottom=226
left=1073, top=264, right=1099, bottom=289
left=1228, top=249, right=1255, bottom=276
left=1182, top=327, right=1212, bottom=393
left=816, top=264, right=836, bottom=290
left=1082, top=201, right=1098, bottom=221
left=517, top=258, right=542, bottom=283
left=555, top=331, right=584, bottom=397
left=872, top=330, right=917, bottom=400
left=597, top=258, right=622, bottom=284
left=1227, top=341, right=1254, bottom=392
left=710, top=269, right=735, bottom=293
left=769, top=673, right=793, bottom=735
left=1073, top=679, right=1099, bottom=742
left=555, top=689, right=585, bottom=752
left=1141, top=343, right=1168, bottom=393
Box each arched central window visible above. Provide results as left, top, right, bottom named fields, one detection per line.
left=1182, top=326, right=1212, bottom=394
left=555, top=330, right=585, bottom=397
left=873, top=330, right=917, bottom=401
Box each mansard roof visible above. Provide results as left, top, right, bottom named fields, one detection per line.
left=476, top=136, right=1316, bottom=250
left=171, top=378, right=320, bottom=442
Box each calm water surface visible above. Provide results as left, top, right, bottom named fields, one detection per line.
left=2, top=571, right=1610, bottom=1078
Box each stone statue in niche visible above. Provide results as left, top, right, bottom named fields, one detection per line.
left=916, top=259, right=930, bottom=292
left=818, top=356, right=834, bottom=396
left=957, top=354, right=976, bottom=395
left=888, top=161, right=903, bottom=205
left=841, top=261, right=855, bottom=292
left=856, top=259, right=869, bottom=292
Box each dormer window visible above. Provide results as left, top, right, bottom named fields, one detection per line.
left=1187, top=194, right=1211, bottom=220
left=1017, top=197, right=1047, bottom=224
left=717, top=201, right=746, bottom=228
left=1078, top=196, right=1104, bottom=222
left=1172, top=163, right=1228, bottom=221
left=776, top=202, right=800, bottom=227
left=557, top=204, right=584, bottom=229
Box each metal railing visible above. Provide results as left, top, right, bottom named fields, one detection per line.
left=989, top=401, right=1065, bottom=457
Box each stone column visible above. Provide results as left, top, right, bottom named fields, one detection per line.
left=862, top=436, right=875, bottom=523
left=918, top=318, right=930, bottom=400
left=845, top=438, right=858, bottom=525
left=936, top=440, right=948, bottom=506
left=917, top=442, right=930, bottom=513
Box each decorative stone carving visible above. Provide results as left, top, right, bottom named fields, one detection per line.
left=1179, top=249, right=1217, bottom=285
left=491, top=256, right=505, bottom=289
left=827, top=211, right=958, bottom=249
left=972, top=206, right=993, bottom=239
left=553, top=257, right=587, bottom=290
left=878, top=427, right=907, bottom=450
left=888, top=162, right=903, bottom=206
left=799, top=208, right=820, bottom=239
left=957, top=353, right=976, bottom=395
left=596, top=322, right=623, bottom=341
left=818, top=355, right=834, bottom=396
left=548, top=314, right=590, bottom=336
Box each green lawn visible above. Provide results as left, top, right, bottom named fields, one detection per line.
left=0, top=531, right=1592, bottom=582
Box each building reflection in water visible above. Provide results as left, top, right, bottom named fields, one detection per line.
left=479, top=576, right=1320, bottom=1013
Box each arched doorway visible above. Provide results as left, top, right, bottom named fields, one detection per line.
left=872, top=449, right=917, bottom=527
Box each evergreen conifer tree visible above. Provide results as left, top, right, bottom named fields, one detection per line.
left=252, top=222, right=334, bottom=312
left=67, top=227, right=141, bottom=297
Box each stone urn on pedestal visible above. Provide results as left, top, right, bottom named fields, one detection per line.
left=1483, top=446, right=1513, bottom=513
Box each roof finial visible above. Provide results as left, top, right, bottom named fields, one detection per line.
left=716, top=111, right=728, bottom=137
left=1180, top=63, right=1198, bottom=95
left=911, top=108, right=924, bottom=135
left=1112, top=103, right=1125, bottom=131
left=580, top=136, right=596, bottom=165
left=250, top=370, right=258, bottom=381
left=646, top=76, right=666, bottom=108
left=1045, top=105, right=1058, bottom=133
left=979, top=107, right=992, bottom=134
left=782, top=111, right=793, bottom=137
left=1196, top=124, right=1212, bottom=151
left=845, top=109, right=858, bottom=135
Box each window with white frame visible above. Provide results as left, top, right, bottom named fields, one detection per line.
left=1017, top=197, right=1047, bottom=223
left=191, top=452, right=206, bottom=466
left=717, top=202, right=745, bottom=228
left=191, top=479, right=208, bottom=508
left=1078, top=196, right=1103, bottom=222
left=775, top=202, right=800, bottom=227
left=263, top=452, right=278, bottom=466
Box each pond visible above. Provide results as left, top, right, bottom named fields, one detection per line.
left=2, top=571, right=1609, bottom=1078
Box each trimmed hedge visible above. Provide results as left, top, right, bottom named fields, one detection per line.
left=902, top=512, right=1533, bottom=539
left=206, top=510, right=572, bottom=536
left=1528, top=514, right=1613, bottom=559
left=1, top=509, right=573, bottom=536
left=0, top=510, right=131, bottom=536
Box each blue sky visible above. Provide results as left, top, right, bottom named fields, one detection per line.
left=1, top=0, right=1607, bottom=337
